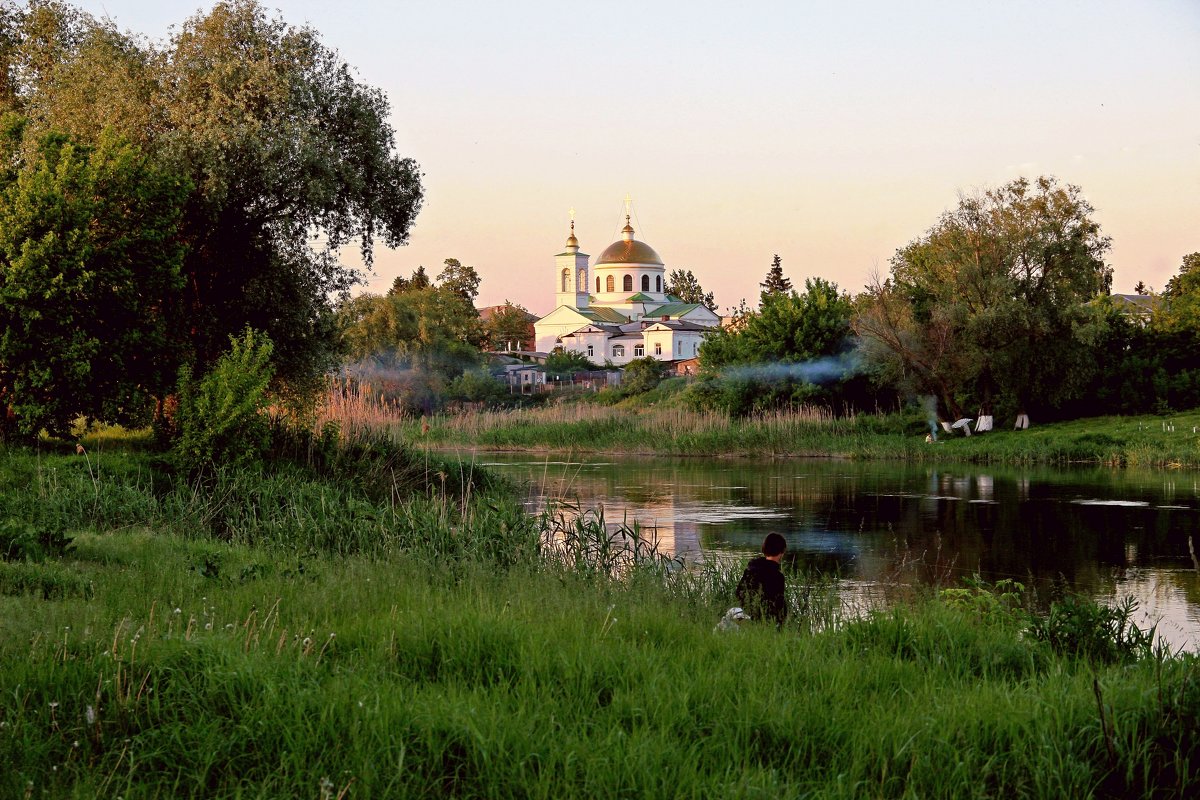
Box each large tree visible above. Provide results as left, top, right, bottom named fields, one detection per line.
left=1157, top=252, right=1200, bottom=333
left=1, top=0, right=424, bottom=414
left=339, top=287, right=485, bottom=377
left=0, top=125, right=188, bottom=439
left=665, top=268, right=716, bottom=311
left=484, top=301, right=534, bottom=351
left=853, top=176, right=1111, bottom=422
left=436, top=258, right=481, bottom=304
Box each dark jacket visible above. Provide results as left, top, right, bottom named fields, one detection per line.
left=736, top=556, right=786, bottom=627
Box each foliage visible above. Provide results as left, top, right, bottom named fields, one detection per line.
left=445, top=369, right=511, bottom=405
left=693, top=277, right=868, bottom=414
left=173, top=328, right=275, bottom=473
left=0, top=518, right=71, bottom=561
left=939, top=575, right=1026, bottom=625
left=0, top=126, right=188, bottom=439
left=338, top=287, right=484, bottom=378
left=2, top=0, right=423, bottom=407
left=759, top=253, right=792, bottom=297
left=484, top=300, right=534, bottom=351
left=620, top=357, right=669, bottom=395
left=853, top=176, right=1112, bottom=422
left=664, top=268, right=716, bottom=311
left=436, top=258, right=481, bottom=304
left=389, top=265, right=431, bottom=295
left=543, top=349, right=598, bottom=376
left=1158, top=252, right=1200, bottom=333
left=1026, top=594, right=1158, bottom=665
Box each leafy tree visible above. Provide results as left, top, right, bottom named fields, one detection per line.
left=702, top=278, right=852, bottom=368
left=2, top=0, right=424, bottom=410
left=339, top=286, right=484, bottom=378
left=759, top=254, right=792, bottom=298
left=173, top=328, right=274, bottom=472
left=1157, top=252, right=1200, bottom=333
left=621, top=357, right=668, bottom=395
left=1133, top=280, right=1148, bottom=295
left=437, top=258, right=481, bottom=304
left=693, top=278, right=863, bottom=414
left=389, top=266, right=431, bottom=295
left=0, top=126, right=188, bottom=439
left=543, top=350, right=597, bottom=376
left=853, top=176, right=1111, bottom=422
left=665, top=268, right=716, bottom=311
left=485, top=301, right=534, bottom=351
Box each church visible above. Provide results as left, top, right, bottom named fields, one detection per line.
left=533, top=214, right=721, bottom=364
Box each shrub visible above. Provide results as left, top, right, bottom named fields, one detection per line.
left=1026, top=594, right=1157, bottom=664
left=173, top=329, right=275, bottom=473
left=0, top=518, right=73, bottom=562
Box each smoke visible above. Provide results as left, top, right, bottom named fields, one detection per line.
left=921, top=395, right=939, bottom=439
left=720, top=353, right=860, bottom=385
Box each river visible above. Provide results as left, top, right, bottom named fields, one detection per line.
left=468, top=452, right=1200, bottom=651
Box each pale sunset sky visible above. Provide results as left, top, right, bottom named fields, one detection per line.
left=77, top=0, right=1200, bottom=315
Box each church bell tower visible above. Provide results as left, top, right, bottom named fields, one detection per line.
left=554, top=212, right=590, bottom=309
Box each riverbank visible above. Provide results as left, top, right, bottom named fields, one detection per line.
left=2, top=437, right=1197, bottom=797
left=396, top=402, right=1200, bottom=468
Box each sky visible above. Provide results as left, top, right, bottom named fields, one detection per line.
left=75, top=0, right=1200, bottom=315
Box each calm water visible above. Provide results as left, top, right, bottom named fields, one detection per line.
left=470, top=453, right=1200, bottom=651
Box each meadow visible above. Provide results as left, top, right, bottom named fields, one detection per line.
left=346, top=378, right=1200, bottom=468
left=1, top=431, right=1197, bottom=798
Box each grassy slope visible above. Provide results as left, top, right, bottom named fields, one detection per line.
left=0, top=441, right=1196, bottom=798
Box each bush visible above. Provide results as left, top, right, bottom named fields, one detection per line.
left=1026, top=594, right=1157, bottom=664
left=173, top=329, right=275, bottom=473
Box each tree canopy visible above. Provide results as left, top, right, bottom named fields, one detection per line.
left=665, top=268, right=716, bottom=311
left=436, top=258, right=481, bottom=304
left=0, top=0, right=424, bottom=433
left=852, top=176, right=1112, bottom=422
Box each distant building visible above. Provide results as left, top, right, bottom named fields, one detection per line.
left=533, top=214, right=720, bottom=364
left=1106, top=293, right=1159, bottom=325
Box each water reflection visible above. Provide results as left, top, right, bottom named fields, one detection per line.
left=471, top=453, right=1200, bottom=651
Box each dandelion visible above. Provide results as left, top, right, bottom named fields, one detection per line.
left=173, top=608, right=182, bottom=615
left=204, top=623, right=212, bottom=631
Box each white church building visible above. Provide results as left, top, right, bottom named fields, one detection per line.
left=533, top=215, right=720, bottom=364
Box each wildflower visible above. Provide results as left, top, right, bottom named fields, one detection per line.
left=204, top=623, right=212, bottom=630
left=76, top=444, right=85, bottom=455
left=173, top=608, right=182, bottom=615
left=48, top=702, right=59, bottom=710
left=86, top=706, right=96, bottom=725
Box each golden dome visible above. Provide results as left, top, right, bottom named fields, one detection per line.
left=595, top=216, right=663, bottom=265
left=595, top=238, right=663, bottom=265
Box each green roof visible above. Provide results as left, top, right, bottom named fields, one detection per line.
left=579, top=306, right=629, bottom=324
left=644, top=302, right=701, bottom=318
left=625, top=292, right=655, bottom=302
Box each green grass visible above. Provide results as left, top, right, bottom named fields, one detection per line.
left=398, top=403, right=1200, bottom=468
left=1, top=437, right=1197, bottom=798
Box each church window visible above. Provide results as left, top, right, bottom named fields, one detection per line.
left=623, top=275, right=633, bottom=292
left=596, top=276, right=601, bottom=293
left=613, top=344, right=625, bottom=357
left=587, top=345, right=593, bottom=357
left=561, top=269, right=570, bottom=292
left=606, top=275, right=614, bottom=292
left=634, top=344, right=644, bottom=357
left=656, top=275, right=662, bottom=293
left=654, top=342, right=661, bottom=356
left=641, top=275, right=649, bottom=291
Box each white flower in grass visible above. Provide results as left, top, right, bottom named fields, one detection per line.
left=85, top=705, right=96, bottom=725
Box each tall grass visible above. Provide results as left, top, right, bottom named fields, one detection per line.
left=2, top=431, right=1197, bottom=797
left=401, top=400, right=1200, bottom=467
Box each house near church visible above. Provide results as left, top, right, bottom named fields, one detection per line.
left=533, top=215, right=720, bottom=364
